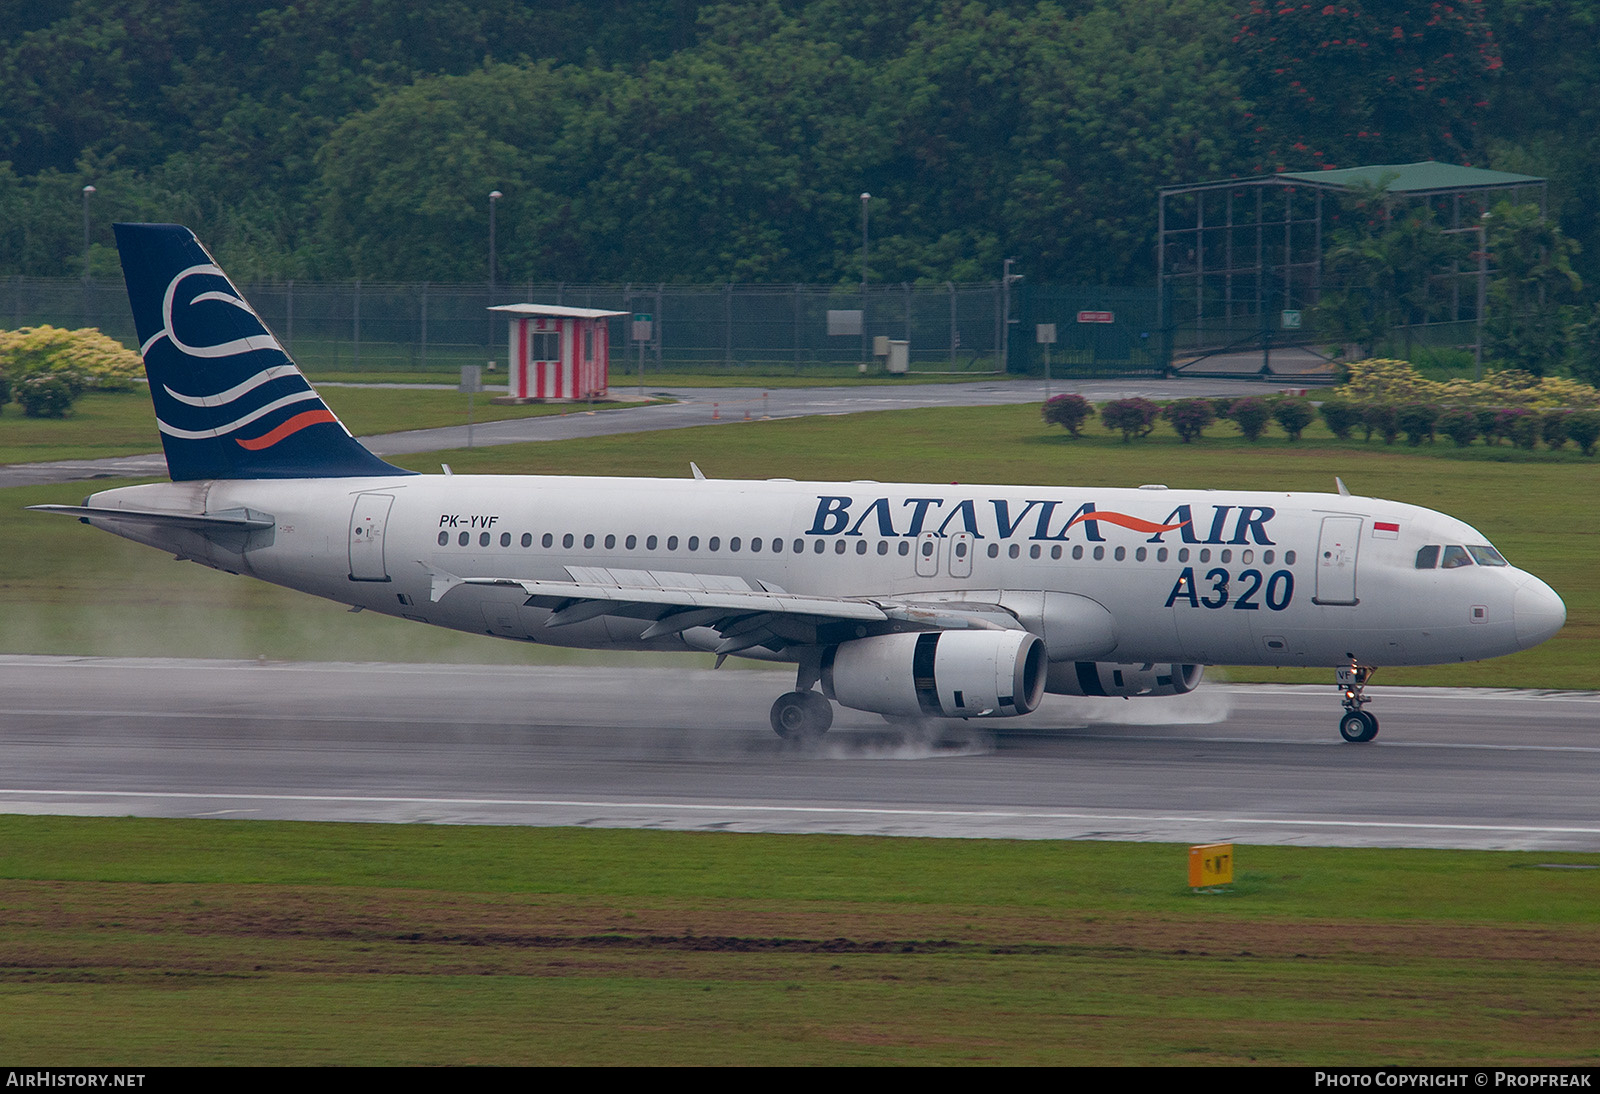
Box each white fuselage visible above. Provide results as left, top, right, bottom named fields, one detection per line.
left=78, top=473, right=1565, bottom=670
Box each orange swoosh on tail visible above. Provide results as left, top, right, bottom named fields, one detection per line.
left=235, top=408, right=337, bottom=450
left=1065, top=511, right=1191, bottom=534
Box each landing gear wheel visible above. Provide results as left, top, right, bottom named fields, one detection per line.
left=1339, top=709, right=1379, bottom=743
left=770, top=690, right=833, bottom=742
left=1336, top=661, right=1379, bottom=743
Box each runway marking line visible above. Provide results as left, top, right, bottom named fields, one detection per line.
left=1, top=788, right=1598, bottom=838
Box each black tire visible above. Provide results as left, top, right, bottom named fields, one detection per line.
left=771, top=690, right=832, bottom=741
left=1339, top=709, right=1379, bottom=743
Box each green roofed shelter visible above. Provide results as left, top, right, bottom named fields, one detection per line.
left=1156, top=161, right=1547, bottom=373
left=1274, top=161, right=1545, bottom=197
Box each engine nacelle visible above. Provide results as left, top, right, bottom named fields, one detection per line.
left=823, top=630, right=1046, bottom=719
left=1046, top=661, right=1203, bottom=698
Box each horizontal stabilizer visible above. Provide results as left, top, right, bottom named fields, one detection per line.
left=28, top=504, right=274, bottom=530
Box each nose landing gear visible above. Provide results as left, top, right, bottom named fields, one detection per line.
left=1337, top=661, right=1378, bottom=743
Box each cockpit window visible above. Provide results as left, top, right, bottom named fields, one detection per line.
left=1467, top=545, right=1508, bottom=567
left=1414, top=545, right=1440, bottom=569
left=1440, top=545, right=1473, bottom=569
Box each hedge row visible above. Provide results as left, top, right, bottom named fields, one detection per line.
left=1041, top=393, right=1600, bottom=456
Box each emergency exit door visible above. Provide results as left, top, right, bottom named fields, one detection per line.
left=349, top=493, right=394, bottom=582
left=1313, top=515, right=1362, bottom=605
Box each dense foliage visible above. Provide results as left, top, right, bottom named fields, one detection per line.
left=0, top=0, right=1596, bottom=314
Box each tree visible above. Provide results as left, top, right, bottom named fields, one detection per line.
left=1483, top=201, right=1582, bottom=376
left=1319, top=184, right=1473, bottom=357
left=1234, top=0, right=1502, bottom=171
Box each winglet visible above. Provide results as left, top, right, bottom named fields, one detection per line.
left=690, top=462, right=706, bottom=480
left=1335, top=476, right=1351, bottom=497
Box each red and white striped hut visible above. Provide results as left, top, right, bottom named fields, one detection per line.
left=490, top=303, right=626, bottom=402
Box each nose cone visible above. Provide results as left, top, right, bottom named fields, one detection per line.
left=1514, top=575, right=1567, bottom=649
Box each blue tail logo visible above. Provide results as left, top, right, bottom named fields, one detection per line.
left=115, top=223, right=409, bottom=480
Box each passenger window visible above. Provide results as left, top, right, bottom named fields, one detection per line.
left=794, top=539, right=805, bottom=554
left=898, top=541, right=910, bottom=556
left=604, top=534, right=615, bottom=549
left=1285, top=550, right=1296, bottom=564
left=708, top=536, right=720, bottom=551
left=1136, top=547, right=1147, bottom=562
left=1415, top=545, right=1440, bottom=569
left=1441, top=545, right=1473, bottom=569
left=667, top=536, right=679, bottom=550
left=855, top=541, right=867, bottom=555
left=521, top=533, right=532, bottom=548
left=1050, top=545, right=1062, bottom=560
left=625, top=535, right=636, bottom=550
left=1093, top=546, right=1105, bottom=560
left=543, top=533, right=554, bottom=548
left=988, top=543, right=1000, bottom=558
left=687, top=536, right=699, bottom=551
left=1072, top=546, right=1083, bottom=560
left=1030, top=545, right=1041, bottom=560
left=646, top=535, right=658, bottom=550
left=500, top=532, right=511, bottom=547
left=1114, top=546, right=1126, bottom=561
left=583, top=534, right=595, bottom=548
left=458, top=532, right=469, bottom=547
left=813, top=540, right=825, bottom=554
left=728, top=537, right=740, bottom=552
left=437, top=531, right=449, bottom=546
left=1157, top=547, right=1168, bottom=562
left=479, top=532, right=490, bottom=547
left=835, top=540, right=847, bottom=554
left=749, top=538, right=759, bottom=552
left=1008, top=544, right=1020, bottom=559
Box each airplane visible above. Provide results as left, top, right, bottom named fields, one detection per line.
left=31, top=224, right=1568, bottom=744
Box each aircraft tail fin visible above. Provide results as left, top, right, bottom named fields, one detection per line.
left=114, top=223, right=408, bottom=481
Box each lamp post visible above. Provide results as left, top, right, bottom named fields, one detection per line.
left=81, top=185, right=96, bottom=281
left=487, top=190, right=502, bottom=354
left=860, top=192, right=870, bottom=362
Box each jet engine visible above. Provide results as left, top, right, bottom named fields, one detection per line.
left=1046, top=661, right=1203, bottom=698
left=822, top=630, right=1046, bottom=718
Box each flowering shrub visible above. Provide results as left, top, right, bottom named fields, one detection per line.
left=1271, top=398, right=1315, bottom=442
left=0, top=326, right=142, bottom=392
left=1228, top=396, right=1271, bottom=441
left=1162, top=398, right=1215, bottom=443
left=1338, top=357, right=1600, bottom=408
left=1041, top=393, right=1093, bottom=437
left=1100, top=397, right=1161, bottom=442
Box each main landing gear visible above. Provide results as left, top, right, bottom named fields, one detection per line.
left=770, top=690, right=833, bottom=742
left=1337, top=661, right=1379, bottom=743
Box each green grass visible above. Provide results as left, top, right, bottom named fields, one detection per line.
left=5, top=403, right=1596, bottom=683
left=1, top=817, right=1596, bottom=1064
left=0, top=388, right=653, bottom=464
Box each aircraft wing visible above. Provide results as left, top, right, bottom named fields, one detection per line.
left=424, top=563, right=1015, bottom=655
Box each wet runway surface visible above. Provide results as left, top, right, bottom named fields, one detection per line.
left=2, top=656, right=1595, bottom=850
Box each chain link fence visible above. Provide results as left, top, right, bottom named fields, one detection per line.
left=2, top=275, right=1165, bottom=378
